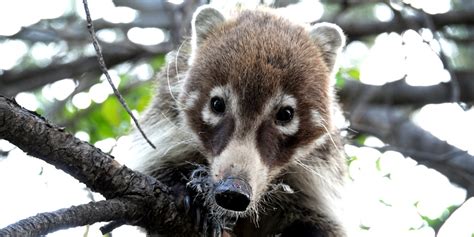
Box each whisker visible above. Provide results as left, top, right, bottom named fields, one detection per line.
left=294, top=159, right=332, bottom=186
left=162, top=138, right=196, bottom=156
left=159, top=111, right=192, bottom=136
left=166, top=41, right=188, bottom=109
left=320, top=121, right=341, bottom=154
left=174, top=40, right=186, bottom=82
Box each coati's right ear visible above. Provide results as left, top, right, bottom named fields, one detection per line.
left=191, top=6, right=225, bottom=49
left=309, top=23, right=346, bottom=72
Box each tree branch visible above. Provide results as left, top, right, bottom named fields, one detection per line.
left=338, top=70, right=474, bottom=108
left=334, top=9, right=474, bottom=39
left=0, top=42, right=172, bottom=97
left=0, top=198, right=140, bottom=236
left=349, top=106, right=474, bottom=196
left=0, top=96, right=197, bottom=235
left=0, top=96, right=150, bottom=197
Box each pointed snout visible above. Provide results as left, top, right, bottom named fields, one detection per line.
left=214, top=177, right=252, bottom=212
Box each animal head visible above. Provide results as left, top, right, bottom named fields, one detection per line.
left=179, top=6, right=345, bottom=216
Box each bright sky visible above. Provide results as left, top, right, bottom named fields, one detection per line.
left=1, top=0, right=473, bottom=236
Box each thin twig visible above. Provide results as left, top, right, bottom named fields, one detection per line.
left=81, top=0, right=156, bottom=149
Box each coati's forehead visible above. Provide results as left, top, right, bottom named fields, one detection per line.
left=187, top=10, right=331, bottom=115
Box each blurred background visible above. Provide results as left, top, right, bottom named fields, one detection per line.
left=0, top=0, right=473, bottom=236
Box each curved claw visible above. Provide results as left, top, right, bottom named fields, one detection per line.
left=186, top=166, right=229, bottom=236
left=185, top=195, right=223, bottom=236
left=190, top=166, right=208, bottom=179
left=202, top=216, right=209, bottom=234
left=212, top=223, right=222, bottom=237
left=194, top=208, right=201, bottom=231
left=225, top=216, right=238, bottom=229
left=187, top=166, right=211, bottom=194
left=183, top=194, right=191, bottom=215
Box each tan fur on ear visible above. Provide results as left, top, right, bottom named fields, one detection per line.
left=309, top=23, right=346, bottom=71
left=190, top=6, right=225, bottom=63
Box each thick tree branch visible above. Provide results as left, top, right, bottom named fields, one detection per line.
left=0, top=96, right=151, bottom=198
left=0, top=96, right=197, bottom=235
left=338, top=71, right=474, bottom=108
left=0, top=198, right=140, bottom=236
left=349, top=106, right=474, bottom=196
left=334, top=9, right=474, bottom=39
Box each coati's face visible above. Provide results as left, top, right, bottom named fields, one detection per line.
left=179, top=7, right=345, bottom=215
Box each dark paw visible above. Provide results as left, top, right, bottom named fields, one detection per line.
left=183, top=166, right=239, bottom=236
left=187, top=166, right=213, bottom=194
left=183, top=167, right=220, bottom=236
left=183, top=188, right=224, bottom=236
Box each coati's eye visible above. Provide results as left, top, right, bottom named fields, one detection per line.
left=276, top=106, right=294, bottom=124
left=210, top=96, right=226, bottom=114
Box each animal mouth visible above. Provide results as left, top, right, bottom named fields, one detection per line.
left=214, top=177, right=252, bottom=212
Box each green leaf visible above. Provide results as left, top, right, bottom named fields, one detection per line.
left=335, top=75, right=345, bottom=89
left=150, top=54, right=166, bottom=71
left=355, top=134, right=368, bottom=145
left=419, top=205, right=459, bottom=230
left=347, top=155, right=358, bottom=165
left=359, top=224, right=370, bottom=230
left=347, top=68, right=360, bottom=80
left=376, top=157, right=382, bottom=171
left=335, top=67, right=360, bottom=89
left=379, top=199, right=392, bottom=207
left=125, top=81, right=153, bottom=112
left=118, top=74, right=131, bottom=89
left=101, top=98, right=122, bottom=127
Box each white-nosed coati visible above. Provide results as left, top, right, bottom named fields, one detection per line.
left=122, top=5, right=347, bottom=237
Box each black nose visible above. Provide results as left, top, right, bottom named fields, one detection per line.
left=214, top=177, right=252, bottom=212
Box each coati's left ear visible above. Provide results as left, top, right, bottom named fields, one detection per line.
left=189, top=6, right=225, bottom=65
left=309, top=23, right=346, bottom=71
left=191, top=6, right=225, bottom=48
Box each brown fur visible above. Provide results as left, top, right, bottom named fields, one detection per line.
left=124, top=6, right=347, bottom=237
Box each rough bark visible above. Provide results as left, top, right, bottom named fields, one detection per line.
left=0, top=199, right=140, bottom=236
left=0, top=96, right=196, bottom=236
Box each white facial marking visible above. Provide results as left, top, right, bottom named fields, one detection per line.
left=311, top=109, right=324, bottom=127
left=210, top=86, right=226, bottom=99
left=201, top=85, right=237, bottom=126
left=184, top=90, right=200, bottom=109
left=281, top=94, right=297, bottom=108
left=202, top=105, right=220, bottom=125
left=313, top=133, right=329, bottom=147
left=278, top=116, right=300, bottom=135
